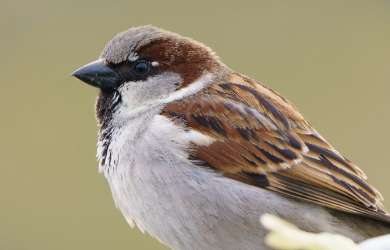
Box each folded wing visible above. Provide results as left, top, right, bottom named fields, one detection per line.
left=162, top=72, right=390, bottom=223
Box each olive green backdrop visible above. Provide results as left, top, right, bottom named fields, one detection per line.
left=1, top=0, right=389, bottom=249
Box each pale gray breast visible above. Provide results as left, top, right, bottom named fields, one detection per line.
left=100, top=113, right=381, bottom=250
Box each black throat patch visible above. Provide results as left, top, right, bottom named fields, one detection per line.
left=96, top=90, right=121, bottom=167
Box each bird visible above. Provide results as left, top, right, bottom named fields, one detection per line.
left=72, top=25, right=390, bottom=250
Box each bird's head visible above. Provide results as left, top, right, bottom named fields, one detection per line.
left=72, top=25, right=226, bottom=126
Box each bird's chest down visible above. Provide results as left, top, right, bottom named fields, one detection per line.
left=104, top=151, right=273, bottom=249
left=99, top=115, right=345, bottom=250
left=98, top=115, right=271, bottom=249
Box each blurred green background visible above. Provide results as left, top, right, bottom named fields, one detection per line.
left=1, top=0, right=389, bottom=249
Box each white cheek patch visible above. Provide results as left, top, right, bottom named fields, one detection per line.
left=151, top=61, right=159, bottom=67
left=110, top=72, right=214, bottom=126
left=114, top=72, right=183, bottom=118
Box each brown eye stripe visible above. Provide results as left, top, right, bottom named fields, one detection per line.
left=137, top=37, right=217, bottom=87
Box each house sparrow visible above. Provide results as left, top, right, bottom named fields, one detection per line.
left=72, top=25, right=390, bottom=250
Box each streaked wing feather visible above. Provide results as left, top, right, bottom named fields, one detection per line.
left=162, top=72, right=390, bottom=223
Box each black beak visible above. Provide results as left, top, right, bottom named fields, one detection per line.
left=72, top=59, right=122, bottom=90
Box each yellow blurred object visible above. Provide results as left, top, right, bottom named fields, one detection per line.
left=260, top=214, right=358, bottom=250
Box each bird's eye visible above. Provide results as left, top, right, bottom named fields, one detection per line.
left=133, top=60, right=150, bottom=75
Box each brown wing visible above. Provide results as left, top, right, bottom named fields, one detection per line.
left=162, top=72, right=390, bottom=223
